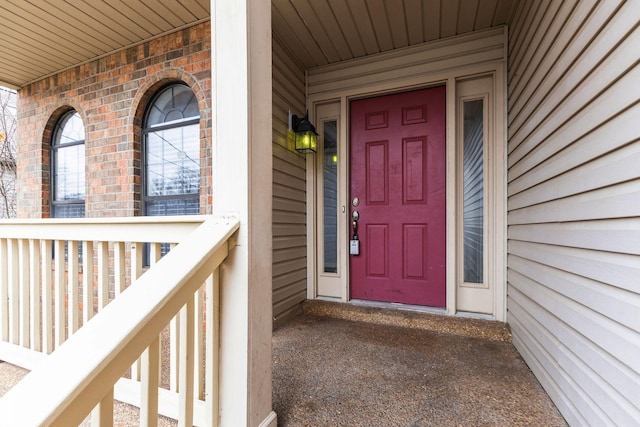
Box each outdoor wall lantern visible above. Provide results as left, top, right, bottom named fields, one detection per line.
left=290, top=111, right=318, bottom=154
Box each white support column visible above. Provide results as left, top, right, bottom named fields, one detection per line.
left=211, top=1, right=275, bottom=426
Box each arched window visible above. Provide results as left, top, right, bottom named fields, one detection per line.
left=142, top=83, right=200, bottom=216
left=51, top=110, right=85, bottom=218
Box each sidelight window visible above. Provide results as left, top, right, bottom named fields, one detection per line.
left=462, top=99, right=484, bottom=284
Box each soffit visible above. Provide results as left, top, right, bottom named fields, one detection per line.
left=0, top=0, right=210, bottom=89
left=0, top=0, right=517, bottom=90
left=271, top=0, right=517, bottom=70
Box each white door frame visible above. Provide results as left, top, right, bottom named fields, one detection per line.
left=305, top=28, right=507, bottom=321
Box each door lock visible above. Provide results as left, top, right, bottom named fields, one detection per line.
left=350, top=210, right=360, bottom=255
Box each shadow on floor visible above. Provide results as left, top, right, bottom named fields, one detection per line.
left=272, top=302, right=566, bottom=427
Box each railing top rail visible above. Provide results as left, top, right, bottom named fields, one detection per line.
left=0, top=216, right=239, bottom=426
left=0, top=214, right=219, bottom=243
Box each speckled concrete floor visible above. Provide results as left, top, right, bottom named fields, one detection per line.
left=1, top=301, right=567, bottom=426
left=273, top=301, right=567, bottom=427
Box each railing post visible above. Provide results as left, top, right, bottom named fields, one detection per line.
left=213, top=0, right=275, bottom=425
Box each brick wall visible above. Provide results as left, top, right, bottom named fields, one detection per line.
left=16, top=22, right=212, bottom=218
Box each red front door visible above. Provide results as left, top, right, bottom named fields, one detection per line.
left=349, top=86, right=446, bottom=307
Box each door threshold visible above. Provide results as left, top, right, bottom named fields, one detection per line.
left=303, top=299, right=510, bottom=341
left=314, top=297, right=496, bottom=321
left=349, top=299, right=447, bottom=316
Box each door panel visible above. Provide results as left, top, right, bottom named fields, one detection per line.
left=350, top=86, right=446, bottom=306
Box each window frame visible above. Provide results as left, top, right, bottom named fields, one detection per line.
left=50, top=109, right=86, bottom=219
left=141, top=82, right=201, bottom=217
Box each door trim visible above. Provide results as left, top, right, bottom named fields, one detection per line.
left=305, top=28, right=507, bottom=321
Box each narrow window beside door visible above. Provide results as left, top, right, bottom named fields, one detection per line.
left=462, top=99, right=484, bottom=284
left=323, top=120, right=338, bottom=273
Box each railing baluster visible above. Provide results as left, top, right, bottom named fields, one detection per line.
left=68, top=240, right=79, bottom=334
left=54, top=240, right=65, bottom=347
left=41, top=240, right=53, bottom=354
left=18, top=239, right=29, bottom=347
left=29, top=239, right=41, bottom=352
left=205, top=269, right=220, bottom=427
left=91, top=387, right=114, bottom=427
left=141, top=335, right=160, bottom=427
left=149, top=242, right=163, bottom=385
left=0, top=238, right=8, bottom=342
left=170, top=242, right=180, bottom=393
left=83, top=240, right=95, bottom=323
left=8, top=238, right=19, bottom=345
left=114, top=242, right=126, bottom=296
left=178, top=299, right=194, bottom=427
left=194, top=284, right=204, bottom=400
left=131, top=242, right=144, bottom=381
left=170, top=313, right=180, bottom=392
left=97, top=241, right=109, bottom=310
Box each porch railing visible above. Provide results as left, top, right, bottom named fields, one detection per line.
left=0, top=215, right=239, bottom=426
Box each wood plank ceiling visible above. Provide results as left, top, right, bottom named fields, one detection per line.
left=0, top=0, right=210, bottom=89
left=271, top=0, right=517, bottom=69
left=0, top=0, right=516, bottom=89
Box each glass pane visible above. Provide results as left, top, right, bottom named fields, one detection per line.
left=144, top=197, right=199, bottom=264
left=52, top=203, right=85, bottom=219
left=145, top=198, right=200, bottom=216
left=54, top=144, right=85, bottom=201
left=145, top=124, right=200, bottom=197
left=146, top=85, right=199, bottom=127
left=463, top=99, right=484, bottom=284
left=323, top=121, right=338, bottom=274
left=56, top=111, right=85, bottom=145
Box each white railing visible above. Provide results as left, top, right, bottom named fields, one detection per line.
left=0, top=215, right=239, bottom=426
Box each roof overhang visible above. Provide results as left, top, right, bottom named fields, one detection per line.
left=0, top=0, right=516, bottom=90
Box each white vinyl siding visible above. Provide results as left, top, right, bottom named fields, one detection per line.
left=506, top=1, right=640, bottom=426
left=272, top=35, right=307, bottom=328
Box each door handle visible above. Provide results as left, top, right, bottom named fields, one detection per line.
left=352, top=210, right=359, bottom=239
left=350, top=210, right=360, bottom=255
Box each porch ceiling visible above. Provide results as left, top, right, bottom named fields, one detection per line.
left=0, top=0, right=210, bottom=89
left=271, top=0, right=517, bottom=70
left=0, top=0, right=516, bottom=90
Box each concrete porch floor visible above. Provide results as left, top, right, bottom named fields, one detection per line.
left=0, top=300, right=567, bottom=426
left=273, top=300, right=567, bottom=426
